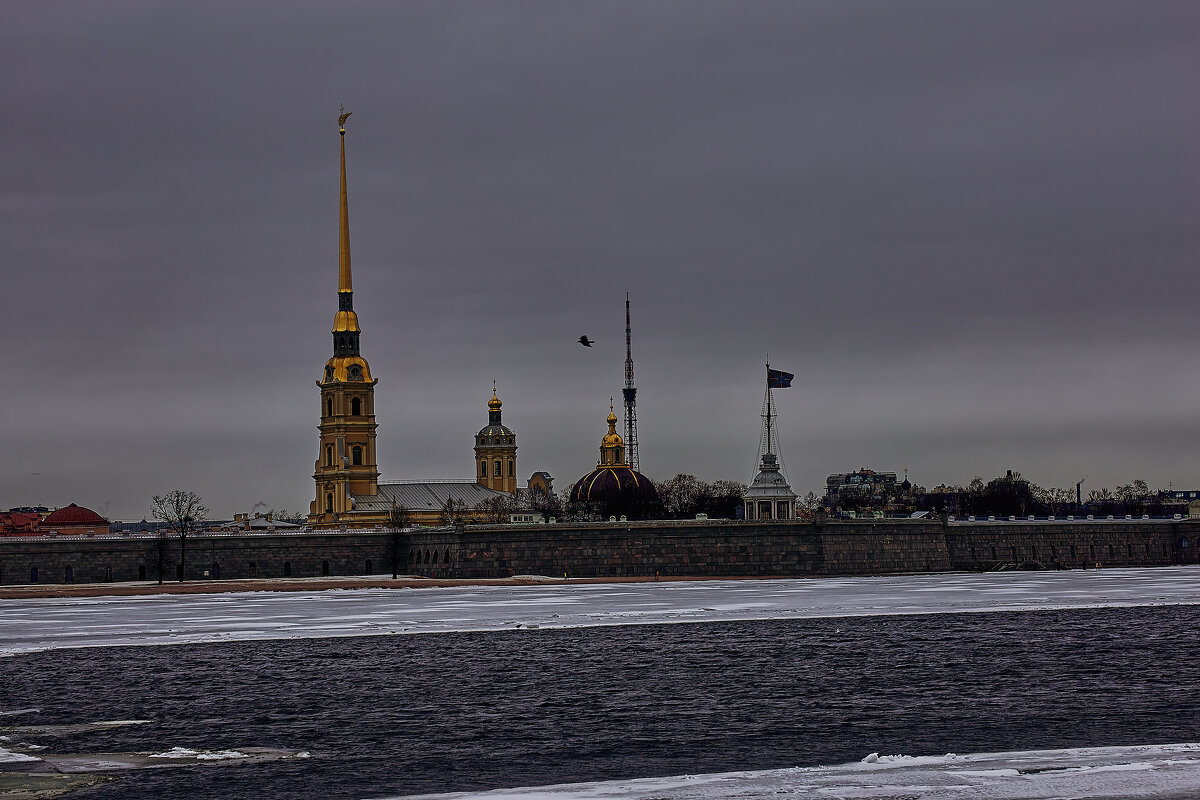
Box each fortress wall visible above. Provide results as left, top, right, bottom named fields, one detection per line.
left=2, top=519, right=1196, bottom=586
left=404, top=519, right=951, bottom=579
left=0, top=531, right=392, bottom=585
left=943, top=522, right=1193, bottom=569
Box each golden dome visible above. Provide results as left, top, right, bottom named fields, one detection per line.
left=604, top=398, right=621, bottom=443
left=332, top=309, right=361, bottom=333
left=489, top=390, right=502, bottom=411
left=321, top=355, right=374, bottom=384
left=597, top=398, right=625, bottom=465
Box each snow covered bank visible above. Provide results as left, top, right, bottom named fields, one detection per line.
left=381, top=743, right=1200, bottom=800
left=2, top=566, right=1199, bottom=656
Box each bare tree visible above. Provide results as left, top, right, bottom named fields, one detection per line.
left=387, top=503, right=410, bottom=579
left=702, top=480, right=748, bottom=519
left=439, top=496, right=468, bottom=526
left=150, top=490, right=208, bottom=582
left=145, top=526, right=171, bottom=585
left=475, top=494, right=516, bottom=524
left=656, top=473, right=703, bottom=518
left=1043, top=487, right=1074, bottom=516
left=1116, top=479, right=1152, bottom=515
left=526, top=486, right=562, bottom=522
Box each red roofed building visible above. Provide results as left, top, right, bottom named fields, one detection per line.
left=0, top=511, right=43, bottom=536
left=34, top=504, right=110, bottom=536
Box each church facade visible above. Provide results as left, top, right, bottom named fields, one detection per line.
left=569, top=402, right=659, bottom=520
left=309, top=110, right=381, bottom=524
left=307, top=112, right=520, bottom=529
left=474, top=387, right=518, bottom=494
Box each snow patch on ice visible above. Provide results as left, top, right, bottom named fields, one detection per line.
left=370, top=742, right=1200, bottom=800
left=4, top=566, right=1200, bottom=656
left=0, top=745, right=42, bottom=763
left=148, top=746, right=249, bottom=760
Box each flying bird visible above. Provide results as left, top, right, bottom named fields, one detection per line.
left=578, top=335, right=594, bottom=347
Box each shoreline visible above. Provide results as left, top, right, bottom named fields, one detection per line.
left=0, top=573, right=766, bottom=600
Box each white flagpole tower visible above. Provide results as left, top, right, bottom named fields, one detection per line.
left=744, top=360, right=797, bottom=521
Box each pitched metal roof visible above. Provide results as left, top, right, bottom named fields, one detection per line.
left=353, top=481, right=510, bottom=512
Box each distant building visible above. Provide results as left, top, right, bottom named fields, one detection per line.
left=569, top=402, right=659, bottom=520
left=474, top=387, right=518, bottom=494
left=743, top=369, right=796, bottom=521
left=305, top=112, right=544, bottom=530
left=224, top=513, right=303, bottom=532
left=32, top=504, right=109, bottom=536
left=0, top=509, right=45, bottom=536
left=351, top=481, right=512, bottom=527
left=825, top=468, right=901, bottom=499
left=1158, top=490, right=1199, bottom=517
left=527, top=472, right=554, bottom=496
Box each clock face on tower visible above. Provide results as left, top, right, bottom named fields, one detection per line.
left=348, top=365, right=363, bottom=382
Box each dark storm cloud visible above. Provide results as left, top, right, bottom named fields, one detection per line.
left=2, top=2, right=1197, bottom=518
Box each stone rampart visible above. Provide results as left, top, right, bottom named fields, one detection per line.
left=1, top=518, right=1196, bottom=586
left=944, top=520, right=1186, bottom=569
left=404, top=519, right=950, bottom=579
left=0, top=530, right=394, bottom=585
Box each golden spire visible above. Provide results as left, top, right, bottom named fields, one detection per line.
left=338, top=104, right=352, bottom=294
left=599, top=398, right=626, bottom=467
left=489, top=379, right=502, bottom=411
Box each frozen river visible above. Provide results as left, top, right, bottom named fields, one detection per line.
left=4, top=568, right=1200, bottom=799
left=2, top=565, right=1199, bottom=656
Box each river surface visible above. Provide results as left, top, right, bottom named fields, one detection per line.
left=3, top=604, right=1199, bottom=799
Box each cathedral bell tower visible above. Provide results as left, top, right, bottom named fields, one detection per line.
left=309, top=108, right=380, bottom=523
left=474, top=383, right=517, bottom=494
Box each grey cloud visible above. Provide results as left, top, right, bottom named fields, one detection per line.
left=2, top=1, right=1197, bottom=518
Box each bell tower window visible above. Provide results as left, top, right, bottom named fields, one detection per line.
left=326, top=445, right=334, bottom=467
left=351, top=397, right=362, bottom=415
left=509, top=460, right=515, bottom=477
left=325, top=493, right=334, bottom=513
left=481, top=461, right=487, bottom=478
left=352, top=446, right=363, bottom=466
left=326, top=398, right=333, bottom=416
left=494, top=460, right=502, bottom=478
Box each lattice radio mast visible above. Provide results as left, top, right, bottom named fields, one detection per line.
left=622, top=292, right=640, bottom=471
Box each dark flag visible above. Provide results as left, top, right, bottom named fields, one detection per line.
left=767, top=368, right=794, bottom=388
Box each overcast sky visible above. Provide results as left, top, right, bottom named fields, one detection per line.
left=3, top=2, right=1197, bottom=520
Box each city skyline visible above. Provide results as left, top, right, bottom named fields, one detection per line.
left=3, top=2, right=1198, bottom=519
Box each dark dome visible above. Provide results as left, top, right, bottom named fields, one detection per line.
left=42, top=503, right=108, bottom=527
left=477, top=424, right=514, bottom=438
left=570, top=467, right=660, bottom=520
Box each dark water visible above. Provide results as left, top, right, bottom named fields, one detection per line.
left=4, top=606, right=1200, bottom=799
